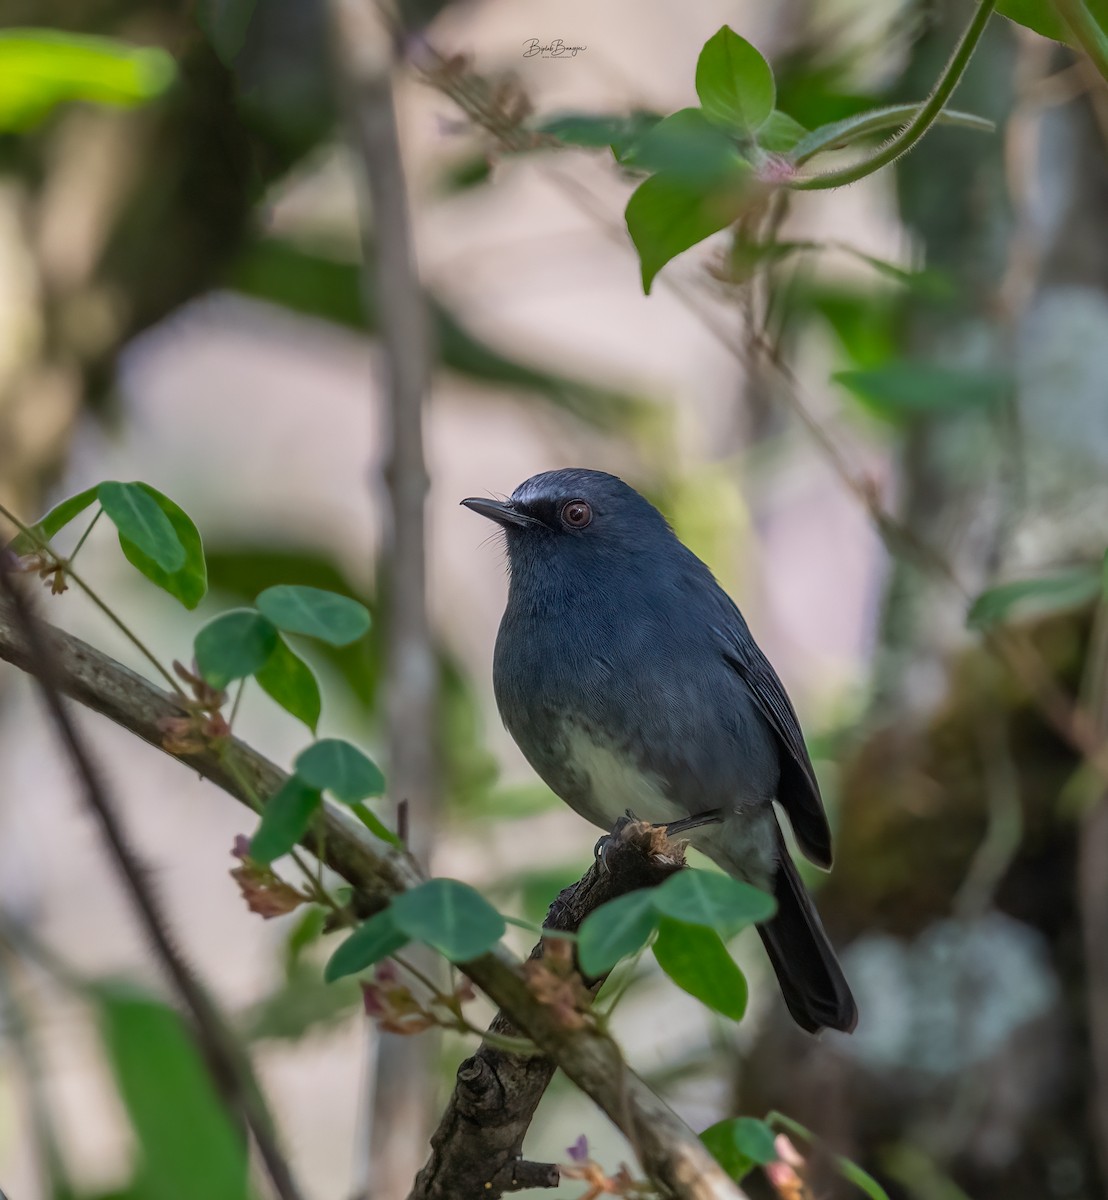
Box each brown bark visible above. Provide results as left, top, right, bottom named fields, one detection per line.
left=410, top=821, right=686, bottom=1199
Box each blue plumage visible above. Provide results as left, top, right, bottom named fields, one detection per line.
left=463, top=468, right=857, bottom=1034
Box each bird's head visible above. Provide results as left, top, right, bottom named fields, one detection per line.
left=462, top=469, right=671, bottom=576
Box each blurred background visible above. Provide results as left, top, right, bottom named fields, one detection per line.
left=1, top=0, right=1107, bottom=1198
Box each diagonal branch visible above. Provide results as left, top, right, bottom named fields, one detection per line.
left=0, top=599, right=744, bottom=1200
left=328, top=4, right=442, bottom=1192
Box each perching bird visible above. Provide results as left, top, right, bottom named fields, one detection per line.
left=462, top=468, right=857, bottom=1035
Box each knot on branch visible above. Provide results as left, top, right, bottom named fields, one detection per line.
left=454, top=1053, right=507, bottom=1117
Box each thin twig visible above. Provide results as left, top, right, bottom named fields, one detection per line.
left=0, top=949, right=72, bottom=1196
left=68, top=507, right=104, bottom=566
left=1078, top=582, right=1108, bottom=1179
left=329, top=4, right=441, bottom=1193
left=0, top=571, right=306, bottom=1200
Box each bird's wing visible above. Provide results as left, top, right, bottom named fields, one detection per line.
left=720, top=628, right=833, bottom=869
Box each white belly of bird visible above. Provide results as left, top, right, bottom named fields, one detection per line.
left=563, top=726, right=688, bottom=830
left=561, top=724, right=777, bottom=889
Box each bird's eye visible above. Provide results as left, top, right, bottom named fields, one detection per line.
left=561, top=500, right=592, bottom=528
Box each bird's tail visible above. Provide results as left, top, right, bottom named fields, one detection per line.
left=757, top=846, right=858, bottom=1035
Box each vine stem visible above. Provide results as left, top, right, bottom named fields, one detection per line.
left=790, top=0, right=998, bottom=190
left=68, top=507, right=103, bottom=566
left=1053, top=0, right=1108, bottom=82
left=0, top=500, right=185, bottom=698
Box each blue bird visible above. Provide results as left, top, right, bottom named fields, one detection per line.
left=463, top=468, right=857, bottom=1035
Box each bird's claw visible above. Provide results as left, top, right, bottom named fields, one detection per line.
left=594, top=810, right=640, bottom=873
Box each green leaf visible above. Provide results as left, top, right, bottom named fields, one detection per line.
left=702, top=1117, right=777, bottom=1182
left=251, top=777, right=321, bottom=865
left=791, top=104, right=994, bottom=164
left=97, top=987, right=249, bottom=1200
left=833, top=363, right=1011, bottom=419
left=620, top=107, right=746, bottom=185
left=701, top=1122, right=755, bottom=1183
left=193, top=608, right=279, bottom=689
left=8, top=486, right=98, bottom=552
left=117, top=484, right=207, bottom=610
left=0, top=30, right=176, bottom=132
left=757, top=110, right=808, bottom=152
left=967, top=566, right=1103, bottom=631
left=255, top=584, right=371, bottom=646
left=285, top=906, right=328, bottom=974
left=324, top=909, right=410, bottom=982
left=349, top=802, right=403, bottom=849
left=577, top=889, right=660, bottom=976
left=653, top=918, right=748, bottom=1019
left=732, top=1117, right=778, bottom=1164
left=539, top=109, right=662, bottom=156
left=996, top=0, right=1072, bottom=43
left=201, top=544, right=379, bottom=710
left=695, top=26, right=775, bottom=134
left=255, top=637, right=321, bottom=732
left=243, top=967, right=361, bottom=1042
left=295, top=739, right=385, bottom=803
left=837, top=1157, right=893, bottom=1200
left=626, top=167, right=752, bottom=294
left=97, top=482, right=186, bottom=574
left=389, top=879, right=506, bottom=962
left=652, top=869, right=776, bottom=937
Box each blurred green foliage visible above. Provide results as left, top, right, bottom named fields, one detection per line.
left=98, top=986, right=251, bottom=1200
left=0, top=29, right=175, bottom=131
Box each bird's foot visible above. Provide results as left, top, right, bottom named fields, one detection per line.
left=594, top=810, right=640, bottom=872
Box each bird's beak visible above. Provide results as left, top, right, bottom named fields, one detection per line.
left=460, top=497, right=540, bottom=529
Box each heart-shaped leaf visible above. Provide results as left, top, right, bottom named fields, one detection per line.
left=577, top=888, right=660, bottom=976
left=325, top=909, right=410, bottom=982
left=701, top=1116, right=778, bottom=1183
left=194, top=608, right=278, bottom=689
left=652, top=870, right=776, bottom=937
left=256, top=585, right=370, bottom=646
left=389, top=879, right=506, bottom=963
left=294, top=739, right=385, bottom=803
